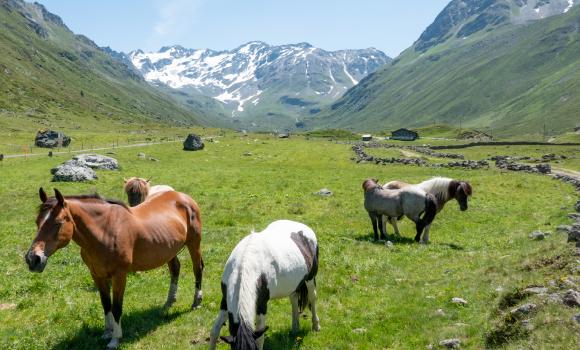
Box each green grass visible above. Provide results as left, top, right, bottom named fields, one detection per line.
left=0, top=133, right=578, bottom=349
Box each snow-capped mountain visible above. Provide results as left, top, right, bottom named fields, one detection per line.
left=127, top=42, right=389, bottom=123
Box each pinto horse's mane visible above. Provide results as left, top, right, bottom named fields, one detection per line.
left=418, top=177, right=472, bottom=203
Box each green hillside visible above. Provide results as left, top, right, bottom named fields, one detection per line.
left=0, top=0, right=207, bottom=137
left=313, top=4, right=580, bottom=138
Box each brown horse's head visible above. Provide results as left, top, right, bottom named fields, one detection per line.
left=123, top=177, right=150, bottom=207
left=362, top=178, right=380, bottom=192
left=450, top=181, right=473, bottom=211
left=25, top=188, right=75, bottom=272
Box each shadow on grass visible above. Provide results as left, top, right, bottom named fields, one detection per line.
left=264, top=328, right=308, bottom=350
left=354, top=232, right=417, bottom=245
left=438, top=242, right=465, bottom=250
left=51, top=306, right=187, bottom=350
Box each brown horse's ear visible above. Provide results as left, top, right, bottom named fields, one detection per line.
left=54, top=188, right=65, bottom=207
left=253, top=326, right=269, bottom=339
left=220, top=335, right=234, bottom=344
left=39, top=187, right=48, bottom=203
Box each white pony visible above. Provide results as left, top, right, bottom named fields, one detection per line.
left=123, top=177, right=175, bottom=207
left=209, top=220, right=320, bottom=350
left=382, top=177, right=473, bottom=241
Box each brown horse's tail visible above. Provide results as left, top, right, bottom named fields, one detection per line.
left=416, top=194, right=437, bottom=241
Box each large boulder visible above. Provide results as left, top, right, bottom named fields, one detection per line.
left=51, top=163, right=97, bottom=182
left=71, top=154, right=119, bottom=170
left=183, top=133, right=204, bottom=151
left=35, top=130, right=71, bottom=148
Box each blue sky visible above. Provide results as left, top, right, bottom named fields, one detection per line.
left=36, top=0, right=450, bottom=57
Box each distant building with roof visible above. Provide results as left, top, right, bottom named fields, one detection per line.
left=391, top=128, right=418, bottom=141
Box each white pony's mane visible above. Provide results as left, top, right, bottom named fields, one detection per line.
left=418, top=177, right=453, bottom=203
left=236, top=231, right=261, bottom=327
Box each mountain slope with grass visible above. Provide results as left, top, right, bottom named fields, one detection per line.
left=0, top=0, right=208, bottom=135
left=314, top=0, right=580, bottom=138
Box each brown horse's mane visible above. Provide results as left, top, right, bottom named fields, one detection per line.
left=123, top=178, right=149, bottom=195
left=362, top=178, right=381, bottom=192
left=37, top=194, right=129, bottom=217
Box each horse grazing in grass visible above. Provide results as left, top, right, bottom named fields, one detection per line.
left=123, top=177, right=175, bottom=207
left=209, top=220, right=320, bottom=350
left=25, top=188, right=204, bottom=349
left=363, top=179, right=437, bottom=243
left=382, top=177, right=473, bottom=238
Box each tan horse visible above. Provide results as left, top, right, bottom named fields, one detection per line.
left=25, top=188, right=204, bottom=349
left=123, top=177, right=175, bottom=207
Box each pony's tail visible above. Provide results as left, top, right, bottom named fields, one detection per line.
left=416, top=194, right=437, bottom=238
left=297, top=244, right=319, bottom=313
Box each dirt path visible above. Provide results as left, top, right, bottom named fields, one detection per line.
left=551, top=167, right=580, bottom=179
left=399, top=149, right=423, bottom=158
left=3, top=140, right=180, bottom=159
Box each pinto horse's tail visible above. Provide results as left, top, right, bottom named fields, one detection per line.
left=416, top=194, right=437, bottom=241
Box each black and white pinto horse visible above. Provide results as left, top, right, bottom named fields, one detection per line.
left=363, top=179, right=438, bottom=243
left=209, top=220, right=320, bottom=350
left=382, top=177, right=473, bottom=242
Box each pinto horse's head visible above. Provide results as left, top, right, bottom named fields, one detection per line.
left=362, top=178, right=380, bottom=192
left=220, top=324, right=268, bottom=350
left=451, top=181, right=472, bottom=211
left=25, top=188, right=74, bottom=273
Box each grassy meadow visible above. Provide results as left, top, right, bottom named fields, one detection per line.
left=0, top=132, right=578, bottom=349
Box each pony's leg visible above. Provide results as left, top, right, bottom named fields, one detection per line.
left=381, top=215, right=388, bottom=237
left=289, top=293, right=300, bottom=334
left=307, top=279, right=320, bottom=331
left=164, top=257, right=180, bottom=308
left=209, top=309, right=227, bottom=350
left=185, top=239, right=204, bottom=309
left=412, top=215, right=423, bottom=243
left=377, top=214, right=386, bottom=240
left=93, top=276, right=113, bottom=339
left=390, top=217, right=401, bottom=236
left=107, top=272, right=127, bottom=349
left=256, top=313, right=267, bottom=350
left=368, top=212, right=379, bottom=241
left=421, top=224, right=431, bottom=244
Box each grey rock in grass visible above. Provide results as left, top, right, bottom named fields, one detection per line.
left=573, top=313, right=580, bottom=323
left=524, top=287, right=548, bottom=295
left=562, top=289, right=580, bottom=307
left=547, top=293, right=562, bottom=303
left=149, top=157, right=159, bottom=162
left=351, top=328, right=366, bottom=334
left=521, top=319, right=534, bottom=331
left=439, top=338, right=461, bottom=349
left=569, top=213, right=580, bottom=222
left=536, top=163, right=551, bottom=174
left=451, top=297, right=468, bottom=306
left=35, top=129, right=71, bottom=148
left=243, top=151, right=252, bottom=156
left=567, top=229, right=580, bottom=243
left=510, top=303, right=537, bottom=317
left=557, top=225, right=572, bottom=233
left=435, top=308, right=446, bottom=316
left=575, top=200, right=580, bottom=213
left=314, top=188, right=333, bottom=197
left=385, top=240, right=394, bottom=248
left=138, top=152, right=146, bottom=158
left=51, top=163, right=97, bottom=182
left=183, top=133, right=205, bottom=151
left=529, top=230, right=546, bottom=240
left=72, top=154, right=119, bottom=170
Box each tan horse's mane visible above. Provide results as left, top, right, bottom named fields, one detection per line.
left=123, top=178, right=150, bottom=195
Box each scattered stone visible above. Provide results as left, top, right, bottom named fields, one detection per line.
left=183, top=133, right=205, bottom=151
left=521, top=319, right=534, bottom=331
left=573, top=313, right=580, bottom=323
left=278, top=133, right=290, bottom=139
left=149, top=157, right=159, bottom=162
left=451, top=297, right=468, bottom=306
left=569, top=213, right=580, bottom=222
left=439, top=338, right=461, bottom=349
left=385, top=240, right=394, bottom=248
left=51, top=163, right=97, bottom=182
left=0, top=303, right=17, bottom=311
left=529, top=230, right=546, bottom=240
left=523, top=287, right=548, bottom=295
left=243, top=151, right=252, bottom=156
left=352, top=328, right=366, bottom=334
left=435, top=309, right=446, bottom=316
left=547, top=293, right=562, bottom=303
left=35, top=129, right=71, bottom=148
left=426, top=344, right=434, bottom=350
left=72, top=154, right=119, bottom=170
left=536, top=163, right=551, bottom=174
left=557, top=225, right=572, bottom=233
left=495, top=286, right=504, bottom=293
left=562, top=289, right=580, bottom=307
left=510, top=303, right=537, bottom=317
left=138, top=152, right=146, bottom=158
left=314, top=188, right=333, bottom=197
left=575, top=200, right=580, bottom=213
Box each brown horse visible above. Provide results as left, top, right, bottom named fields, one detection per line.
left=123, top=177, right=175, bottom=207
left=25, top=188, right=204, bottom=349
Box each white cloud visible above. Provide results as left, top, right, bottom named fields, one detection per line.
left=148, top=0, right=204, bottom=48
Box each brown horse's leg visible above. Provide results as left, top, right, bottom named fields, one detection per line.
left=186, top=238, right=204, bottom=309
left=93, top=276, right=114, bottom=340
left=164, top=257, right=180, bottom=308
left=377, top=214, right=386, bottom=240
left=107, top=272, right=127, bottom=349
